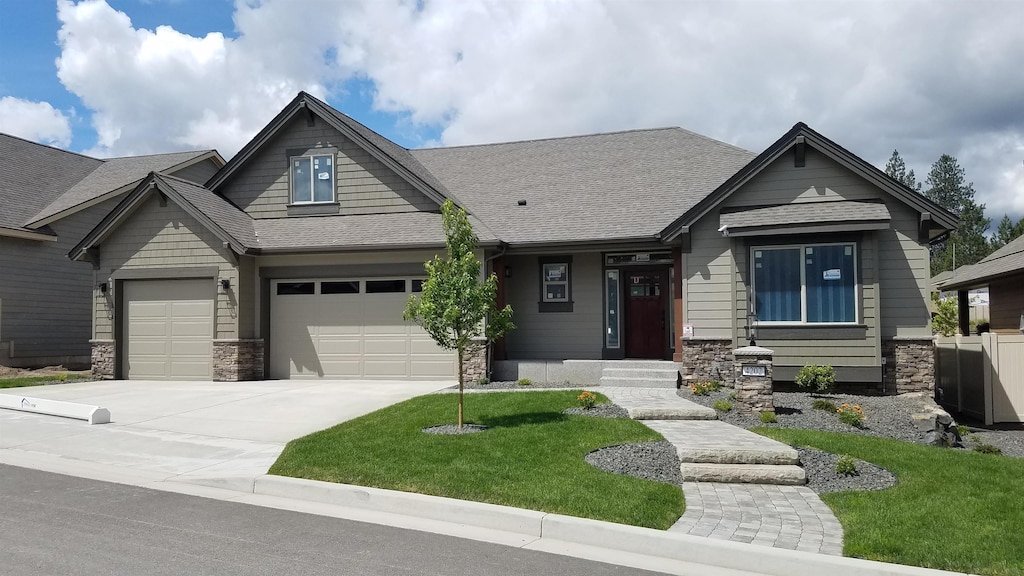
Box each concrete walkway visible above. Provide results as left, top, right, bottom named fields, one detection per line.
left=601, top=386, right=844, bottom=555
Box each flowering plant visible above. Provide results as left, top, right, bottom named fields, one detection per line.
left=689, top=381, right=721, bottom=396
left=577, top=391, right=598, bottom=410
left=837, top=403, right=866, bottom=428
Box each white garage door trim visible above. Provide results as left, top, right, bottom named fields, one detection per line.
left=123, top=279, right=214, bottom=380
left=270, top=277, right=456, bottom=380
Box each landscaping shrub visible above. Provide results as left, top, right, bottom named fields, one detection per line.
left=759, top=411, right=777, bottom=424
left=517, top=378, right=532, bottom=386
left=476, top=376, right=490, bottom=386
left=973, top=443, right=1003, bottom=455
left=931, top=292, right=958, bottom=337
left=812, top=399, right=838, bottom=412
left=727, top=391, right=737, bottom=401
left=576, top=391, right=597, bottom=410
left=956, top=424, right=971, bottom=437
left=795, top=364, right=836, bottom=393
left=835, top=455, right=858, bottom=476
left=713, top=400, right=733, bottom=413
left=689, top=381, right=721, bottom=396
left=837, top=404, right=866, bottom=428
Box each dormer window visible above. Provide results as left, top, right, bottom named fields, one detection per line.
left=291, top=152, right=335, bottom=203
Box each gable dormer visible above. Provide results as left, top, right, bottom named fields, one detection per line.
left=208, top=92, right=445, bottom=219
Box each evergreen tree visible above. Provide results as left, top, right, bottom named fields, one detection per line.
left=884, top=149, right=921, bottom=192
left=990, top=214, right=1024, bottom=251
left=925, top=154, right=991, bottom=275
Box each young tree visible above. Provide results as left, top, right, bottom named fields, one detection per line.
left=924, top=154, right=991, bottom=275
left=405, top=200, right=514, bottom=428
left=884, top=149, right=921, bottom=192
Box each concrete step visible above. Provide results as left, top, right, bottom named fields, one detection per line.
left=594, top=360, right=679, bottom=370
left=680, top=463, right=807, bottom=485
left=599, top=376, right=677, bottom=389
left=601, top=368, right=678, bottom=379
left=676, top=445, right=799, bottom=465
left=624, top=404, right=718, bottom=420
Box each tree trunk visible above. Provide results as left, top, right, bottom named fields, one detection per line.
left=457, top=348, right=464, bottom=429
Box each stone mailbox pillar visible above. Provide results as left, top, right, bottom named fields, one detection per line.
left=732, top=346, right=775, bottom=414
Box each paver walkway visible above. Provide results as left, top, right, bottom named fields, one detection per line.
left=601, top=386, right=844, bottom=556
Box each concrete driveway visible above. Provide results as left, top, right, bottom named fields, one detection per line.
left=0, top=379, right=451, bottom=489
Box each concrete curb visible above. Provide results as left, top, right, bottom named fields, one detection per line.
left=0, top=393, right=110, bottom=424
left=251, top=474, right=973, bottom=576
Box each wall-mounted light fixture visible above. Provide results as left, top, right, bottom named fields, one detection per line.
left=504, top=267, right=512, bottom=278
left=98, top=282, right=108, bottom=294
left=220, top=279, right=231, bottom=291
left=746, top=311, right=758, bottom=346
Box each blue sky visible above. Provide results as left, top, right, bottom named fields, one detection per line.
left=0, top=0, right=1022, bottom=223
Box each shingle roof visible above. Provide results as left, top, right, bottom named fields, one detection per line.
left=253, top=212, right=498, bottom=251
left=154, top=173, right=258, bottom=249
left=0, top=133, right=101, bottom=231
left=941, top=234, right=1024, bottom=289
left=26, top=150, right=213, bottom=227
left=719, top=200, right=891, bottom=230
left=411, top=128, right=756, bottom=245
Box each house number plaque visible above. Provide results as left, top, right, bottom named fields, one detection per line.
left=741, top=365, right=766, bottom=377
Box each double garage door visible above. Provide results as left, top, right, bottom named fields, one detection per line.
left=269, top=278, right=456, bottom=380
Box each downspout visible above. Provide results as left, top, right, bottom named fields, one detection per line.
left=482, top=244, right=508, bottom=381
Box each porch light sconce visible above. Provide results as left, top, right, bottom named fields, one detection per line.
left=746, top=312, right=758, bottom=346
left=98, top=282, right=108, bottom=294
left=504, top=267, right=512, bottom=278
left=220, top=279, right=231, bottom=291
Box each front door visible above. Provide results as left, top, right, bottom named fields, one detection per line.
left=625, top=270, right=667, bottom=359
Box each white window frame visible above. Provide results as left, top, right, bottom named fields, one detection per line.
left=542, top=262, right=570, bottom=303
left=290, top=152, right=336, bottom=204
left=750, top=242, right=859, bottom=325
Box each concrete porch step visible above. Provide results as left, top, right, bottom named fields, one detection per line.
left=598, top=376, right=677, bottom=389
left=601, top=368, right=678, bottom=378
left=643, top=420, right=800, bottom=464
left=680, top=463, right=807, bottom=485
left=599, top=388, right=718, bottom=420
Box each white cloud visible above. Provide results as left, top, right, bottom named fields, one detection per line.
left=0, top=97, right=73, bottom=147
left=51, top=0, right=1024, bottom=220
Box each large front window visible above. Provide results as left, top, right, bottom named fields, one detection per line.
left=752, top=243, right=857, bottom=323
left=291, top=153, right=335, bottom=203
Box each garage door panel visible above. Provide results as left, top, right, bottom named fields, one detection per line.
left=124, top=279, right=213, bottom=381
left=271, top=278, right=456, bottom=380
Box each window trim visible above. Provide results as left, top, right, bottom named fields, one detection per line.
left=750, top=242, right=859, bottom=325
left=288, top=147, right=337, bottom=205
left=538, top=255, right=573, bottom=313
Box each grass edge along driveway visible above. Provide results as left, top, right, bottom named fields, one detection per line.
left=270, top=390, right=683, bottom=529
left=757, top=427, right=1024, bottom=576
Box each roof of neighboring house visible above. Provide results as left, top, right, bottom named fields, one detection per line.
left=26, top=150, right=217, bottom=227
left=0, top=133, right=101, bottom=234
left=941, top=234, right=1024, bottom=290
left=411, top=128, right=756, bottom=244
left=719, top=200, right=891, bottom=236
left=253, top=212, right=498, bottom=252
left=931, top=269, right=955, bottom=289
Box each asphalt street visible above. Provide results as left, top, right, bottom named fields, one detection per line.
left=0, top=464, right=666, bottom=576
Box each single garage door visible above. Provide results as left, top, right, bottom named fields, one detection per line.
left=123, top=279, right=214, bottom=380
left=270, top=278, right=456, bottom=380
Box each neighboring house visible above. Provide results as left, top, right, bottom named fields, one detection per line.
left=0, top=133, right=223, bottom=368
left=69, top=92, right=957, bottom=392
left=938, top=234, right=1024, bottom=335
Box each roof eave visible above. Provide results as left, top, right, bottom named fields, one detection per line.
left=0, top=226, right=58, bottom=242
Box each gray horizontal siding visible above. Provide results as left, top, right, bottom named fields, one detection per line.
left=503, top=252, right=603, bottom=360
left=878, top=199, right=931, bottom=338
left=219, top=115, right=436, bottom=218
left=684, top=217, right=734, bottom=339
left=722, top=147, right=880, bottom=208
left=95, top=195, right=237, bottom=340
left=0, top=198, right=119, bottom=358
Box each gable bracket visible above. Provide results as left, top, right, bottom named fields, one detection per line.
left=84, top=247, right=101, bottom=270
left=919, top=212, right=932, bottom=243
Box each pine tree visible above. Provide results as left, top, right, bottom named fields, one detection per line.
left=925, top=154, right=991, bottom=275
left=990, top=214, right=1024, bottom=251
left=884, top=150, right=921, bottom=192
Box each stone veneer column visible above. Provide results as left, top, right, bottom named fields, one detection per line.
left=732, top=346, right=774, bottom=414
left=460, top=342, right=488, bottom=384
left=212, top=339, right=265, bottom=381
left=882, top=338, right=935, bottom=394
left=680, top=339, right=735, bottom=385
left=90, top=339, right=115, bottom=380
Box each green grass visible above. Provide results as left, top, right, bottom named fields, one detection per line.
left=757, top=427, right=1024, bottom=576
left=0, top=375, right=83, bottom=389
left=271, top=391, right=683, bottom=529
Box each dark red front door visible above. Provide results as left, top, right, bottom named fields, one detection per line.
left=625, top=270, right=667, bottom=359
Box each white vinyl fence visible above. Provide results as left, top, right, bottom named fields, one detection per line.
left=935, top=334, right=1024, bottom=424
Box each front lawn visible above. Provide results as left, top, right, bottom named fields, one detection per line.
left=270, top=391, right=683, bottom=529
left=758, top=428, right=1024, bottom=576
left=0, top=375, right=84, bottom=389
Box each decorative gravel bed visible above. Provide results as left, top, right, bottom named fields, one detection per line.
left=586, top=441, right=683, bottom=486
left=797, top=447, right=897, bottom=494
left=563, top=404, right=630, bottom=419
left=421, top=424, right=489, bottom=435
